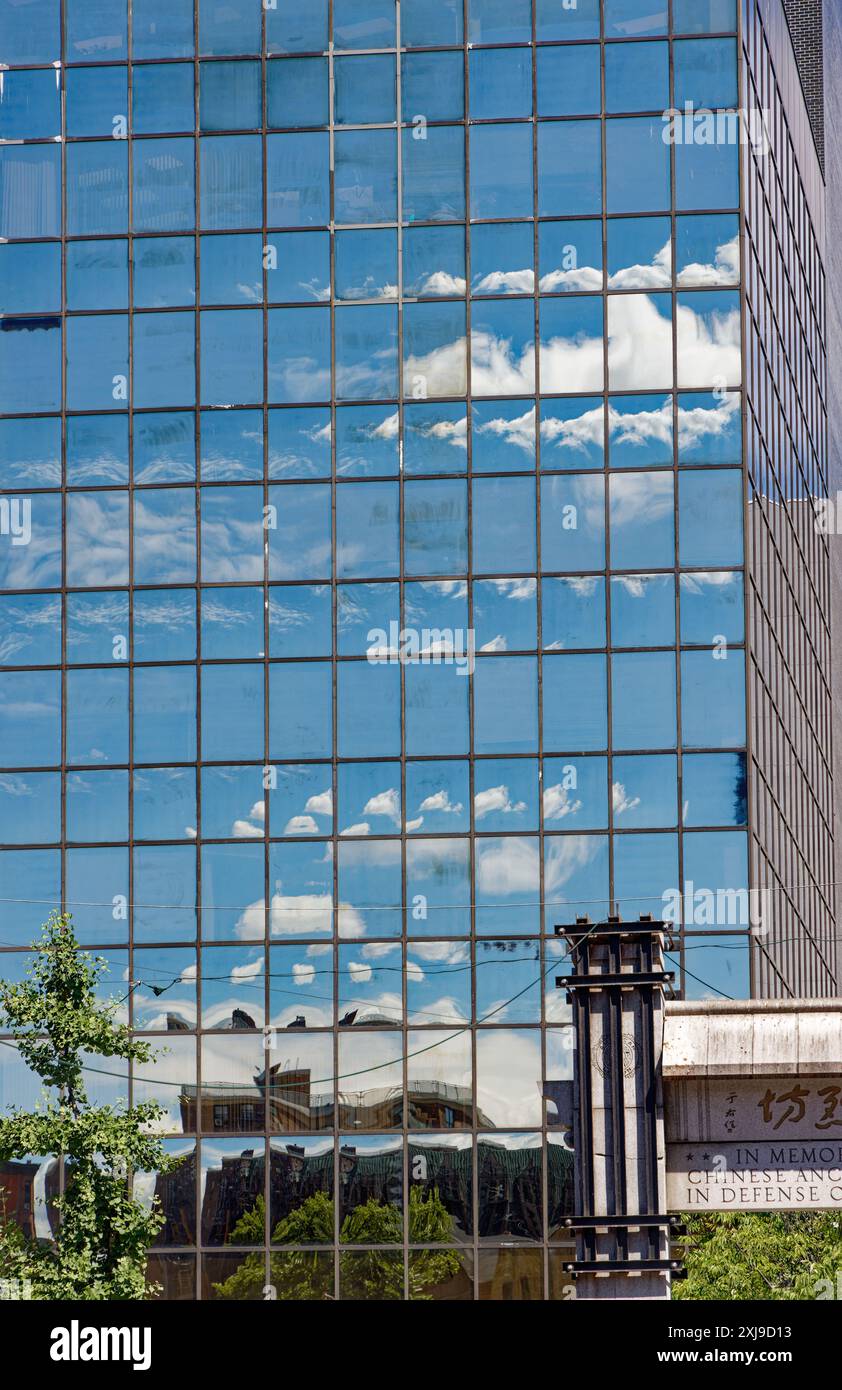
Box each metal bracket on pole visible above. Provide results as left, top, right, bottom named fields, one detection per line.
left=555, top=915, right=681, bottom=1297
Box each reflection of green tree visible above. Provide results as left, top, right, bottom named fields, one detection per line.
left=212, top=1188, right=460, bottom=1301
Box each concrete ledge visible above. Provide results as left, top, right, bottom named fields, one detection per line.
left=664, top=1000, right=842, bottom=1076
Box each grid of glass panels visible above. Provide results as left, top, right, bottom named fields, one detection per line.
left=742, top=0, right=833, bottom=997
left=0, top=0, right=753, bottom=1299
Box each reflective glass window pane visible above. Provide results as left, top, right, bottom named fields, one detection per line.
left=608, top=394, right=673, bottom=468
left=335, top=230, right=397, bottom=303
left=679, top=572, right=744, bottom=646
left=537, top=45, right=601, bottom=116
left=543, top=755, right=608, bottom=831
left=679, top=469, right=743, bottom=567
left=475, top=1029, right=542, bottom=1127
left=473, top=478, right=535, bottom=574
left=537, top=0, right=599, bottom=39
left=0, top=243, right=61, bottom=316
left=66, top=66, right=127, bottom=138
left=0, top=595, right=61, bottom=668
left=132, top=63, right=195, bottom=133
left=335, top=130, right=397, bottom=224
left=335, top=54, right=396, bottom=125
left=268, top=308, right=331, bottom=402
left=66, top=668, right=128, bottom=765
left=474, top=657, right=538, bottom=754
left=337, top=482, right=399, bottom=578
left=470, top=48, right=532, bottom=120
left=134, top=666, right=197, bottom=762
left=611, top=754, right=677, bottom=829
left=199, top=0, right=261, bottom=54
left=542, top=655, right=608, bottom=751
left=66, top=590, right=129, bottom=662
left=269, top=664, right=332, bottom=760
left=269, top=585, right=332, bottom=658
left=542, top=577, right=605, bottom=650
left=66, top=0, right=127, bottom=60
left=200, top=409, right=263, bottom=481
left=675, top=133, right=739, bottom=211
left=605, top=41, right=669, bottom=113
left=1, top=146, right=61, bottom=238
left=682, top=752, right=747, bottom=827
left=334, top=0, right=396, bottom=50
left=134, top=138, right=195, bottom=231
left=132, top=0, right=195, bottom=57
left=541, top=475, right=605, bottom=571
left=676, top=213, right=740, bottom=287
left=677, top=392, right=742, bottom=465
left=201, top=665, right=264, bottom=761
left=1, top=69, right=61, bottom=139
left=677, top=290, right=741, bottom=389
left=403, top=126, right=466, bottom=224
left=406, top=664, right=470, bottom=756
left=66, top=413, right=128, bottom=485
left=404, top=301, right=467, bottom=399
left=402, top=51, right=464, bottom=123
left=538, top=121, right=602, bottom=217
left=402, top=0, right=463, bottom=46
left=336, top=404, right=399, bottom=477
left=681, top=651, right=745, bottom=748
left=471, top=223, right=534, bottom=298
left=607, top=215, right=671, bottom=290
left=267, top=134, right=330, bottom=226
left=540, top=220, right=602, bottom=294
left=474, top=578, right=537, bottom=652
left=610, top=575, right=675, bottom=647
left=200, top=309, right=262, bottom=405
left=611, top=652, right=676, bottom=750
left=267, top=58, right=329, bottom=128
left=199, top=233, right=263, bottom=306
left=133, top=590, right=197, bottom=661
left=613, top=831, right=678, bottom=920
left=133, top=767, right=195, bottom=841
left=66, top=315, right=129, bottom=411
left=468, top=0, right=531, bottom=43
left=199, top=135, right=261, bottom=230
left=268, top=407, right=331, bottom=479
left=674, top=39, right=739, bottom=111
left=1, top=0, right=61, bottom=63
left=540, top=296, right=604, bottom=393
left=470, top=125, right=533, bottom=221
left=609, top=472, right=674, bottom=569
left=607, top=118, right=670, bottom=214
left=604, top=0, right=667, bottom=37
left=200, top=59, right=260, bottom=131
left=266, top=231, right=331, bottom=305
left=336, top=304, right=399, bottom=400
left=674, top=0, right=737, bottom=33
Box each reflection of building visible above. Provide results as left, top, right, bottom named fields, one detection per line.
left=150, top=1139, right=573, bottom=1251
left=177, top=1071, right=491, bottom=1133
left=0, top=1158, right=61, bottom=1241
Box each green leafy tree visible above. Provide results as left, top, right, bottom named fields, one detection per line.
left=676, top=1212, right=842, bottom=1300
left=212, top=1187, right=461, bottom=1301
left=0, top=912, right=180, bottom=1300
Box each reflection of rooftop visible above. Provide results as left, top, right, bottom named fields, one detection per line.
left=177, top=1068, right=494, bottom=1130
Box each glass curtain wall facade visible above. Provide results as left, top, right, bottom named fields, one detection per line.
left=742, top=0, right=834, bottom=997
left=0, top=0, right=819, bottom=1300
